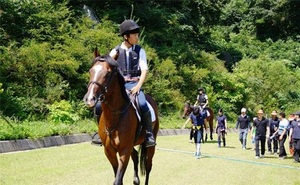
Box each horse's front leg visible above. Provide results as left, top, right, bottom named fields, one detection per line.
left=104, top=148, right=118, bottom=177
left=114, top=149, right=132, bottom=185
left=131, top=148, right=140, bottom=185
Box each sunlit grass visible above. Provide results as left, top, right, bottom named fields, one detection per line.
left=1, top=133, right=299, bottom=185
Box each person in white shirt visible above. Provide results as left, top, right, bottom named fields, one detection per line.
left=272, top=112, right=289, bottom=159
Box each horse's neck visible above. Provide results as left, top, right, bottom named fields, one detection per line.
left=102, top=80, right=128, bottom=117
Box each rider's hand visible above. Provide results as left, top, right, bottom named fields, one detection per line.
left=130, top=84, right=141, bottom=95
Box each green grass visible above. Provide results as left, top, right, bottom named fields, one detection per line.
left=1, top=133, right=299, bottom=185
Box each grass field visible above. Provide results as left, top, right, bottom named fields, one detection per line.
left=1, top=133, right=299, bottom=185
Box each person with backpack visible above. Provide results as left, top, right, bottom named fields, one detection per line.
left=92, top=19, right=155, bottom=147
left=235, top=108, right=251, bottom=150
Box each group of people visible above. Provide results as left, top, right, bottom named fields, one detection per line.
left=235, top=108, right=300, bottom=162
left=187, top=89, right=300, bottom=163
left=188, top=104, right=300, bottom=163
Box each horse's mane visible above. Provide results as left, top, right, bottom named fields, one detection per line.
left=116, top=70, right=130, bottom=103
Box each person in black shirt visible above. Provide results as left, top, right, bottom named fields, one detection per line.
left=252, top=109, right=270, bottom=158
left=235, top=108, right=251, bottom=149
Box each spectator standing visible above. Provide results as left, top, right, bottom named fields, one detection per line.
left=236, top=108, right=251, bottom=149
left=267, top=110, right=280, bottom=154
left=289, top=111, right=300, bottom=163
left=273, top=112, right=289, bottom=159
left=252, top=109, right=270, bottom=159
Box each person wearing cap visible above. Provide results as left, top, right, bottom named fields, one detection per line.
left=267, top=110, right=280, bottom=154
left=216, top=109, right=227, bottom=148
left=190, top=107, right=207, bottom=159
left=252, top=109, right=270, bottom=158
left=289, top=111, right=300, bottom=163
left=84, top=19, right=156, bottom=147
left=272, top=112, right=289, bottom=159
left=235, top=108, right=251, bottom=149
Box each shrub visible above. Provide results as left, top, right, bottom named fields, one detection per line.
left=47, top=100, right=80, bottom=124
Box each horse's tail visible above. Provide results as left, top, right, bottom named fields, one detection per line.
left=139, top=142, right=147, bottom=176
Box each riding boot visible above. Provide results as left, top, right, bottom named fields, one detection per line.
left=92, top=103, right=102, bottom=146
left=223, top=138, right=226, bottom=147
left=142, top=110, right=156, bottom=147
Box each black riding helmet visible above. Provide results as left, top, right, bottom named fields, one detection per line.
left=197, top=87, right=204, bottom=92
left=120, top=20, right=140, bottom=36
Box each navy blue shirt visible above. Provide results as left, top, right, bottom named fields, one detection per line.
left=217, top=115, right=227, bottom=129
left=269, top=117, right=280, bottom=134
left=291, top=120, right=300, bottom=139
left=190, top=111, right=207, bottom=126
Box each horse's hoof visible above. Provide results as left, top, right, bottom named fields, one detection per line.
left=133, top=177, right=140, bottom=185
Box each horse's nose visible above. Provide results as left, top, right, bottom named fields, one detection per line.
left=83, top=93, right=96, bottom=108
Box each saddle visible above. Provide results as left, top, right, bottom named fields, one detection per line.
left=128, top=93, right=156, bottom=142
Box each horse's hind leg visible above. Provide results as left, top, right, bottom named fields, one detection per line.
left=131, top=148, right=140, bottom=185
left=145, top=147, right=155, bottom=185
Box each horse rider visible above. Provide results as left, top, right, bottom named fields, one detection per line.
left=92, top=19, right=156, bottom=147
left=194, top=87, right=210, bottom=117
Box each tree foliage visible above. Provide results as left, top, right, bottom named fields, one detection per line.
left=0, top=0, right=299, bottom=122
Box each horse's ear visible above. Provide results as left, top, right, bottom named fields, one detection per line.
left=94, top=47, right=100, bottom=58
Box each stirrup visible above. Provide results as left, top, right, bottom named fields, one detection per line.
left=146, top=140, right=156, bottom=147
left=91, top=132, right=102, bottom=146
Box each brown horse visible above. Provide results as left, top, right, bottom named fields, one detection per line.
left=83, top=53, right=159, bottom=185
left=182, top=102, right=214, bottom=141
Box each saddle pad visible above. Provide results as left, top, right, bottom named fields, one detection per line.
left=132, top=101, right=156, bottom=122
left=147, top=101, right=156, bottom=122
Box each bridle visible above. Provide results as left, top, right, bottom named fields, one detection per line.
left=86, top=62, right=131, bottom=116
left=86, top=65, right=117, bottom=104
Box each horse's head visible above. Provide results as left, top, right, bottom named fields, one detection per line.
left=83, top=52, right=119, bottom=108
left=182, top=102, right=192, bottom=118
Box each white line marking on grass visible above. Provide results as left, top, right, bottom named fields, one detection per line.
left=156, top=147, right=300, bottom=171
